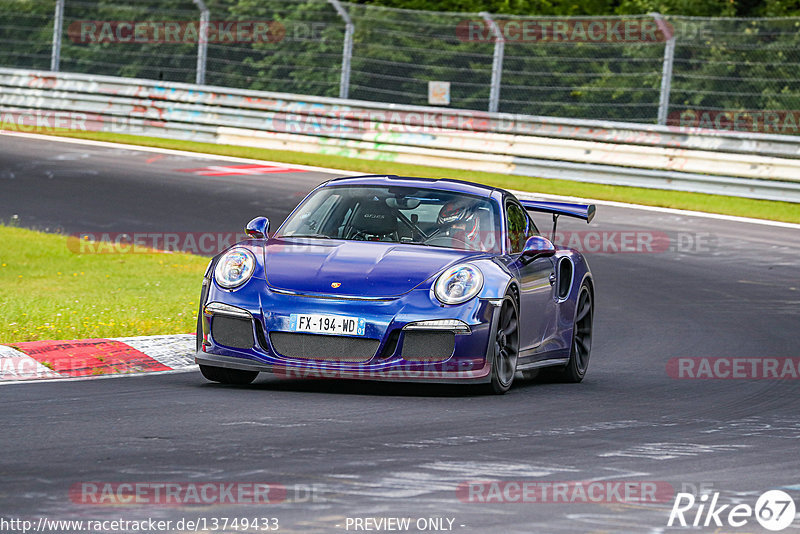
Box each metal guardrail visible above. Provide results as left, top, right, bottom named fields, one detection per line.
left=9, top=3, right=800, bottom=126
left=1, top=68, right=799, bottom=203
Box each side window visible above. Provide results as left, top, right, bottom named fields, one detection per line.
left=506, top=202, right=530, bottom=253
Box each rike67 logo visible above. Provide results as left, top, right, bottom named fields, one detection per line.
left=668, top=490, right=796, bottom=531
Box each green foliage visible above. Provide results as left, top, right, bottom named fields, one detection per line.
left=356, top=0, right=616, bottom=16
left=357, top=0, right=791, bottom=16
left=0, top=0, right=54, bottom=69
left=2, top=1, right=800, bottom=123
left=614, top=0, right=736, bottom=17
left=0, top=224, right=207, bottom=343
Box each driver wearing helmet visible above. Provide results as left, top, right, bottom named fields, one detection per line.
left=436, top=199, right=483, bottom=251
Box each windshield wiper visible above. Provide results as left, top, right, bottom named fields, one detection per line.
left=284, top=233, right=333, bottom=239
left=400, top=239, right=451, bottom=249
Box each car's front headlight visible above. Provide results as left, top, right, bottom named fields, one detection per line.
left=214, top=248, right=255, bottom=289
left=434, top=264, right=483, bottom=305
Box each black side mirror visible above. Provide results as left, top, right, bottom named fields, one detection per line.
left=521, top=235, right=556, bottom=258
left=245, top=217, right=270, bottom=239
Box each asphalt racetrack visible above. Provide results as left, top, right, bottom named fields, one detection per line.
left=1, top=133, right=799, bottom=533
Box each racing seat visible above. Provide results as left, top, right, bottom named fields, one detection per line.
left=348, top=199, right=398, bottom=241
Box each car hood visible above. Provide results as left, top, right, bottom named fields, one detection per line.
left=263, top=238, right=482, bottom=298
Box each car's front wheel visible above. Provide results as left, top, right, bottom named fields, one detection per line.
left=199, top=364, right=258, bottom=385
left=485, top=295, right=520, bottom=394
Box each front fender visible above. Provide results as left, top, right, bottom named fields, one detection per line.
left=473, top=258, right=516, bottom=300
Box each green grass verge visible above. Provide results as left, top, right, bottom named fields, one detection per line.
left=0, top=224, right=207, bottom=343
left=7, top=125, right=799, bottom=224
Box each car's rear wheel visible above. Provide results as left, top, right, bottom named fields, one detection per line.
left=546, top=282, right=593, bottom=383
left=485, top=295, right=520, bottom=394
left=199, top=364, right=259, bottom=385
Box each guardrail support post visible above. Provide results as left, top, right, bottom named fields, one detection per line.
left=50, top=0, right=65, bottom=72
left=651, top=12, right=675, bottom=126
left=481, top=12, right=504, bottom=114
left=193, top=0, right=210, bottom=85
left=328, top=0, right=354, bottom=100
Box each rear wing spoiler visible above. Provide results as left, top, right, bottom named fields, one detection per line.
left=519, top=200, right=596, bottom=240
left=519, top=200, right=596, bottom=223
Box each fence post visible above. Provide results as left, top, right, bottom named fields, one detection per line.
left=194, top=0, right=209, bottom=85
left=328, top=0, right=354, bottom=100
left=480, top=12, right=504, bottom=114
left=50, top=0, right=65, bottom=72
left=651, top=12, right=676, bottom=126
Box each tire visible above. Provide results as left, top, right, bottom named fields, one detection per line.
left=484, top=295, right=520, bottom=394
left=545, top=282, right=593, bottom=383
left=199, top=364, right=258, bottom=385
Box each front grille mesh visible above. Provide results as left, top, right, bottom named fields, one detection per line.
left=401, top=331, right=455, bottom=362
left=269, top=332, right=379, bottom=362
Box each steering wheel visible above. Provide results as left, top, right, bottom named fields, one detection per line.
left=350, top=229, right=397, bottom=241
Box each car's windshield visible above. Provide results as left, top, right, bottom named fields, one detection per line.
left=277, top=185, right=501, bottom=252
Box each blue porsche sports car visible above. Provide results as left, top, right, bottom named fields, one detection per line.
left=195, top=175, right=595, bottom=394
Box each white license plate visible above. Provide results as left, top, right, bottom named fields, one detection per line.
left=290, top=314, right=365, bottom=336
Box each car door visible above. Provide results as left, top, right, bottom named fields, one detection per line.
left=506, top=201, right=556, bottom=355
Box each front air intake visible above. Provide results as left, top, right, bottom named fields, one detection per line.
left=401, top=331, right=455, bottom=362
left=211, top=316, right=255, bottom=349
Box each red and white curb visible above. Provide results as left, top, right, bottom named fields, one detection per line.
left=0, top=334, right=196, bottom=383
